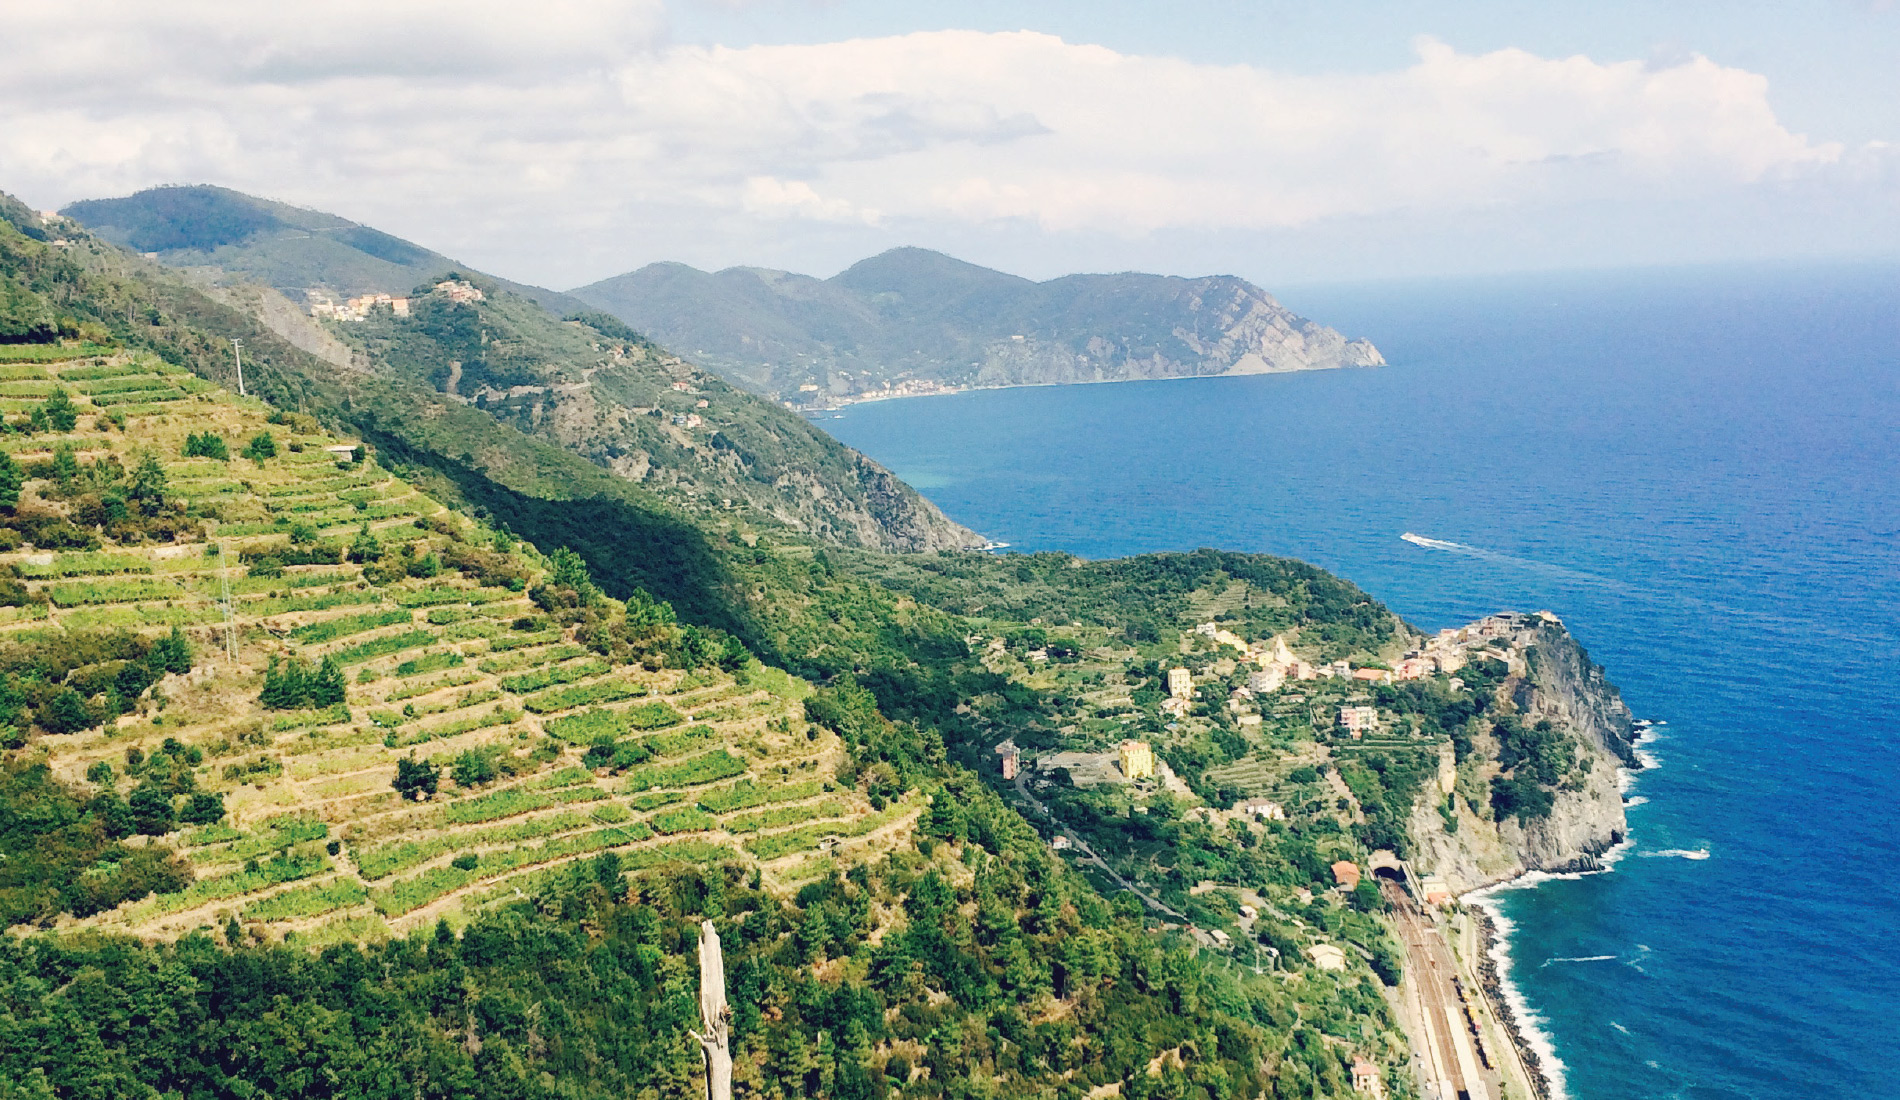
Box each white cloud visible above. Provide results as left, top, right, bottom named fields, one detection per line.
left=0, top=10, right=1880, bottom=285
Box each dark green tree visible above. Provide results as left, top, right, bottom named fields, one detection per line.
left=182, top=431, right=229, bottom=460
left=50, top=443, right=79, bottom=486
left=348, top=522, right=382, bottom=563
left=126, top=786, right=174, bottom=835
left=152, top=626, right=192, bottom=674
left=392, top=755, right=439, bottom=801
left=41, top=387, right=77, bottom=433
left=38, top=687, right=95, bottom=734
left=308, top=656, right=347, bottom=707
left=0, top=451, right=20, bottom=513
left=127, top=451, right=168, bottom=516
left=242, top=431, right=277, bottom=461
left=257, top=655, right=310, bottom=710
left=451, top=748, right=496, bottom=788
left=178, top=792, right=226, bottom=826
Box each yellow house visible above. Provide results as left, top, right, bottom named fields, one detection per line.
left=1118, top=739, right=1156, bottom=781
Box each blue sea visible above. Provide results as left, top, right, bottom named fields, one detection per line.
left=824, top=262, right=1900, bottom=1100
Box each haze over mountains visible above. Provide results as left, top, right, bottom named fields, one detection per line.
left=61, top=186, right=1382, bottom=407
left=573, top=250, right=1384, bottom=404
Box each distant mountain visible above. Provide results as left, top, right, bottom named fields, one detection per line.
left=571, top=247, right=1385, bottom=403
left=62, top=184, right=587, bottom=315
left=48, top=186, right=975, bottom=554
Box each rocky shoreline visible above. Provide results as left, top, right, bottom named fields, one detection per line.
left=1472, top=904, right=1554, bottom=1100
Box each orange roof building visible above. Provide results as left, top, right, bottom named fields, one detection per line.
left=1331, top=861, right=1362, bottom=889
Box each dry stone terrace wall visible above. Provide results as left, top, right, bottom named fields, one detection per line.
left=4, top=349, right=915, bottom=943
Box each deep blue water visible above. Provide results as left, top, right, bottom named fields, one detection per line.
left=823, top=263, right=1900, bottom=1100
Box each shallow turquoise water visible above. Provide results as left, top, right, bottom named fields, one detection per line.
left=823, top=263, right=1900, bottom=1099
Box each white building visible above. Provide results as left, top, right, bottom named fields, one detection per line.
left=1338, top=705, right=1380, bottom=733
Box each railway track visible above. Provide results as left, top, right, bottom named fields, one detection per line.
left=1382, top=879, right=1494, bottom=1100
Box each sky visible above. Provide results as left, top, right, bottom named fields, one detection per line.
left=3, top=1, right=1898, bottom=290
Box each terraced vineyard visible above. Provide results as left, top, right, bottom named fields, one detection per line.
left=7, top=350, right=916, bottom=943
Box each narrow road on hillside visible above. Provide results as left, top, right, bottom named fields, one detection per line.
left=1013, top=772, right=1189, bottom=923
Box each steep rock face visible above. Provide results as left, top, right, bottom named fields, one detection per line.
left=1409, top=619, right=1636, bottom=892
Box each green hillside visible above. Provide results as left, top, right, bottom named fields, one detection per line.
left=330, top=271, right=979, bottom=552
left=0, top=193, right=1437, bottom=1099
left=60, top=185, right=588, bottom=315
left=0, top=347, right=904, bottom=943
left=572, top=247, right=1386, bottom=404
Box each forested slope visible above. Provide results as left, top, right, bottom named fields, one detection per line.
left=0, top=192, right=1424, bottom=1099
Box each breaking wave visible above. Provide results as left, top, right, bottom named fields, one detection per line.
left=1464, top=887, right=1573, bottom=1100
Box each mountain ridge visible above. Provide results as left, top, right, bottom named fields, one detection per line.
left=61, top=184, right=591, bottom=317
left=52, top=187, right=980, bottom=555
left=572, top=246, right=1385, bottom=404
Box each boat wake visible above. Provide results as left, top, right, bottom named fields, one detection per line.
left=1398, top=531, right=1637, bottom=592
left=1542, top=954, right=1618, bottom=966
left=1641, top=848, right=1711, bottom=861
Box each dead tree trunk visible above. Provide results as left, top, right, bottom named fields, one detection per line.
left=693, top=919, right=733, bottom=1100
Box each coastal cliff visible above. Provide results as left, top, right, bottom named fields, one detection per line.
left=1409, top=617, right=1638, bottom=892
left=571, top=248, right=1383, bottom=403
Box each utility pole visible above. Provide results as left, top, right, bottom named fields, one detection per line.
left=231, top=338, right=245, bottom=396
left=218, top=543, right=236, bottom=664
left=692, top=920, right=734, bottom=1100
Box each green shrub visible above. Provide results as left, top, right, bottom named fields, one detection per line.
left=622, top=750, right=747, bottom=793
left=521, top=677, right=646, bottom=715
left=650, top=807, right=716, bottom=835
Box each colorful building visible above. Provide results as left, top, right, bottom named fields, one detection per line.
left=1118, top=739, right=1155, bottom=781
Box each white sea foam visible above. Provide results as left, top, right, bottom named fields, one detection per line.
left=1610, top=1021, right=1631, bottom=1036
left=1542, top=954, right=1618, bottom=966
left=1599, top=835, right=1636, bottom=869
left=1464, top=886, right=1573, bottom=1100
left=1641, top=848, right=1711, bottom=860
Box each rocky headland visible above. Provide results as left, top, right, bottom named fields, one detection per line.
left=1409, top=616, right=1640, bottom=893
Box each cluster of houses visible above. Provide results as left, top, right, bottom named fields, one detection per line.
left=307, top=278, right=487, bottom=322
left=309, top=292, right=410, bottom=321
left=1163, top=613, right=1548, bottom=735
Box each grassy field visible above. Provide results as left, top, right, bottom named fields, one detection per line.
left=13, top=350, right=914, bottom=943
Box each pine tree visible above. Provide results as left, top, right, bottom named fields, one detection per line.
left=154, top=626, right=192, bottom=674
left=0, top=451, right=21, bottom=513
left=128, top=452, right=168, bottom=516
left=42, top=387, right=76, bottom=433
left=39, top=687, right=95, bottom=734
left=183, top=432, right=229, bottom=460
left=258, top=656, right=307, bottom=710
left=51, top=443, right=79, bottom=485
left=349, top=523, right=382, bottom=563
left=309, top=656, right=347, bottom=707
